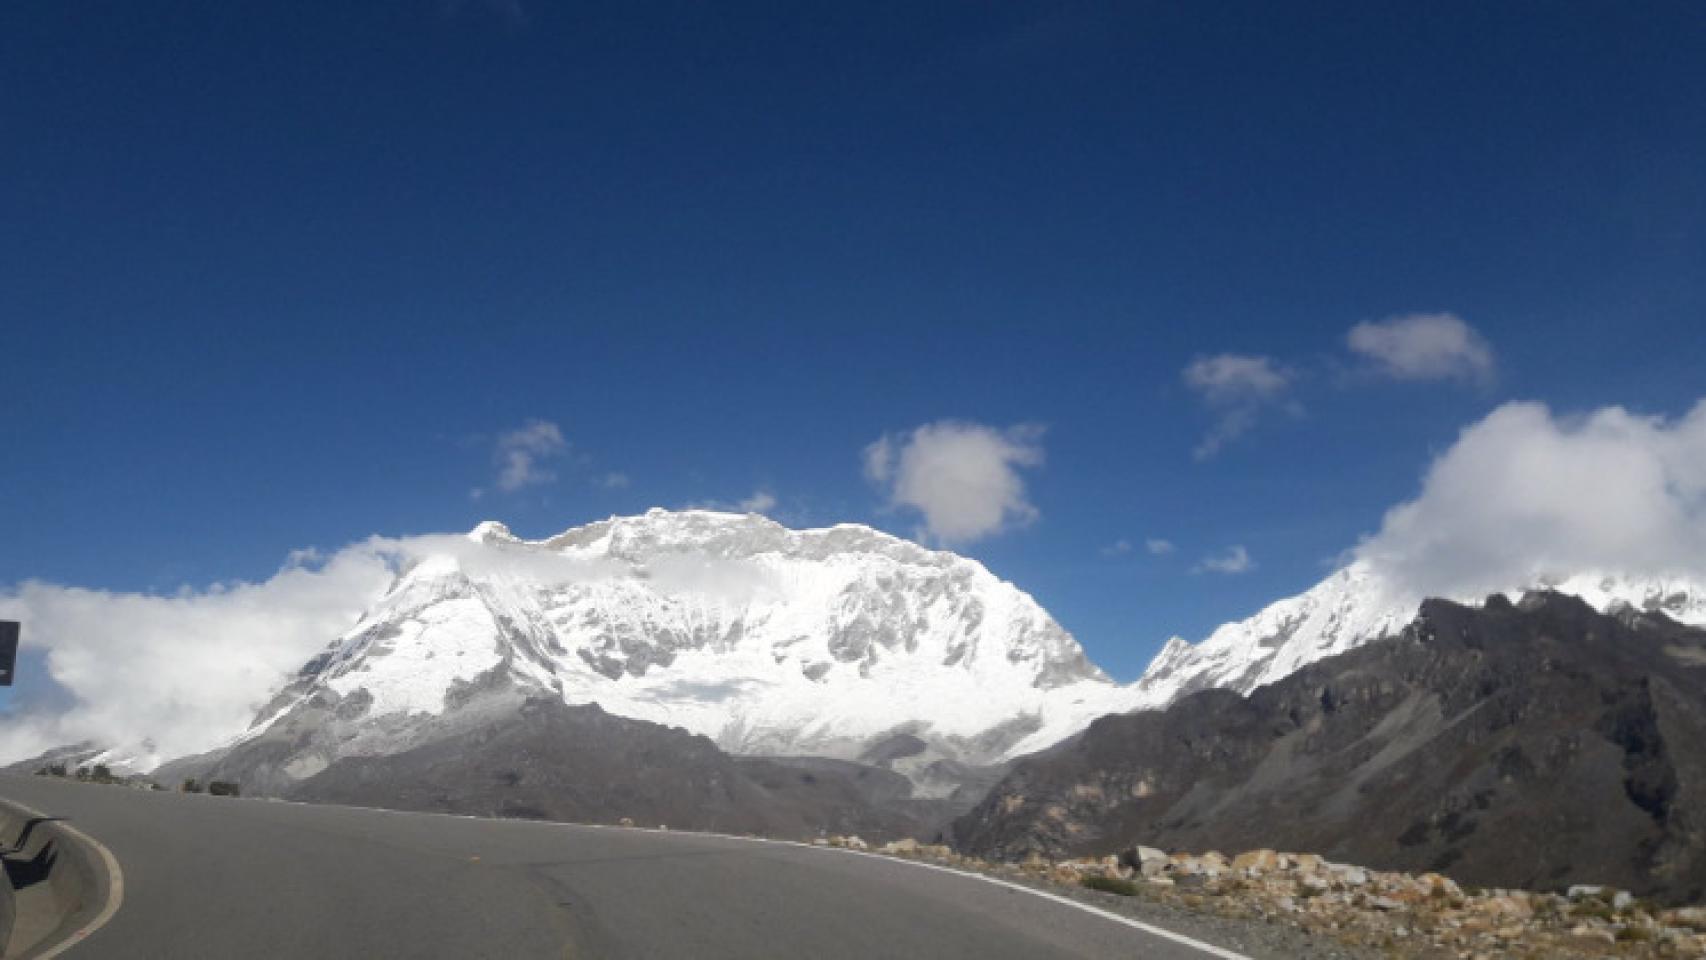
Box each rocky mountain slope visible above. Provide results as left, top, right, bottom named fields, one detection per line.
left=157, top=669, right=964, bottom=839
left=954, top=592, right=1706, bottom=904
left=282, top=694, right=960, bottom=840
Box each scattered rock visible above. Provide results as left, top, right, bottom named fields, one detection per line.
left=1660, top=906, right=1706, bottom=931
left=912, top=843, right=1706, bottom=960
left=1231, top=848, right=1278, bottom=874
left=1570, top=922, right=1616, bottom=944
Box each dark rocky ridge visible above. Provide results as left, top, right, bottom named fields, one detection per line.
left=164, top=693, right=964, bottom=841
left=953, top=592, right=1706, bottom=904
left=291, top=699, right=965, bottom=839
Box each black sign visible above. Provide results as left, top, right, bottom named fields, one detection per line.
left=0, top=621, right=17, bottom=686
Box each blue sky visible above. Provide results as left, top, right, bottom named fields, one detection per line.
left=3, top=1, right=1704, bottom=684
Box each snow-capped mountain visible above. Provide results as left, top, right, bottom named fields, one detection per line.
left=225, top=509, right=1143, bottom=793
left=1128, top=559, right=1706, bottom=704
left=171, top=508, right=1706, bottom=804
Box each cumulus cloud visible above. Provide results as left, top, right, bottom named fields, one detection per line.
left=1101, top=539, right=1133, bottom=557
left=1146, top=538, right=1176, bottom=556
left=494, top=419, right=567, bottom=492
left=1346, top=312, right=1495, bottom=384
left=1355, top=400, right=1706, bottom=598
left=1183, top=354, right=1295, bottom=459
left=1195, top=545, right=1254, bottom=575
left=865, top=421, right=1045, bottom=543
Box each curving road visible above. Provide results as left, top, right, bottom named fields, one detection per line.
left=0, top=774, right=1242, bottom=959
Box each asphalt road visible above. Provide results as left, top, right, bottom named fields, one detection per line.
left=0, top=774, right=1239, bottom=959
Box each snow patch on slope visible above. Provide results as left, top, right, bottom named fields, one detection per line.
left=1130, top=559, right=1706, bottom=704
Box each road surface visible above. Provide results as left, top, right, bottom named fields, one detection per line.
left=0, top=774, right=1241, bottom=959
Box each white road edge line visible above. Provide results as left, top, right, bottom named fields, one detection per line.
left=260, top=796, right=1252, bottom=959
left=0, top=797, right=126, bottom=959
left=831, top=846, right=1251, bottom=960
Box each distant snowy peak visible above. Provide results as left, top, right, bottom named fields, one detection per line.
left=1133, top=560, right=1706, bottom=704
left=250, top=509, right=1122, bottom=779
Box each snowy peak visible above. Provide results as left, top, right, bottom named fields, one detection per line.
left=1132, top=559, right=1706, bottom=705
left=249, top=510, right=1123, bottom=782
left=542, top=508, right=965, bottom=570
left=467, top=520, right=515, bottom=543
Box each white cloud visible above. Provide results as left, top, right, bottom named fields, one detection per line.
left=599, top=471, right=630, bottom=489
left=494, top=419, right=567, bottom=492
left=1101, top=539, right=1133, bottom=557
left=1184, top=354, right=1291, bottom=404
left=1195, top=545, right=1254, bottom=575
left=0, top=547, right=397, bottom=766
left=865, top=421, right=1045, bottom=544
left=737, top=490, right=778, bottom=514
left=0, top=531, right=647, bottom=766
left=1183, top=354, right=1295, bottom=459
left=1145, top=538, right=1176, bottom=555
left=1346, top=312, right=1494, bottom=383
left=862, top=436, right=894, bottom=486
left=1355, top=399, right=1706, bottom=598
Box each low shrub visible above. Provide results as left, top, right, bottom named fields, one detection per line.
left=1081, top=875, right=1141, bottom=897
left=1570, top=900, right=1615, bottom=922
left=208, top=781, right=241, bottom=797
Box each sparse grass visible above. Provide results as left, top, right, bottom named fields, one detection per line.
left=1569, top=900, right=1615, bottom=922
left=1080, top=875, right=1140, bottom=897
